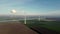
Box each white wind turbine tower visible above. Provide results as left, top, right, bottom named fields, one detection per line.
left=10, top=9, right=16, bottom=20
left=39, top=15, right=40, bottom=21
left=23, top=10, right=27, bottom=24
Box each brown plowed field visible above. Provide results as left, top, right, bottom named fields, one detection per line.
left=0, top=21, right=38, bottom=34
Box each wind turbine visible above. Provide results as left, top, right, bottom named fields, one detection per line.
left=38, top=15, right=41, bottom=21
left=10, top=9, right=16, bottom=20
left=23, top=10, right=27, bottom=24
left=11, top=9, right=16, bottom=14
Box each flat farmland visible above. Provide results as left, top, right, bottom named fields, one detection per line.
left=0, top=21, right=38, bottom=34
left=20, top=20, right=60, bottom=34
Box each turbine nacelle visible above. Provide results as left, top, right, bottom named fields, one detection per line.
left=11, top=9, right=16, bottom=14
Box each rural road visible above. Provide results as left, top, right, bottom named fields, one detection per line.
left=0, top=21, right=38, bottom=34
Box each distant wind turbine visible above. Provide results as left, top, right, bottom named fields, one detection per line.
left=10, top=9, right=16, bottom=20
left=38, top=15, right=40, bottom=21
left=11, top=9, right=16, bottom=14
left=23, top=10, right=26, bottom=24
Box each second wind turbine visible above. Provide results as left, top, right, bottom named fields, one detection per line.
left=23, top=10, right=27, bottom=24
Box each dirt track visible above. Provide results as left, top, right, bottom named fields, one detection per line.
left=0, top=21, right=38, bottom=34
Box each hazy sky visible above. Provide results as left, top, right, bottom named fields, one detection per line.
left=0, top=0, right=60, bottom=15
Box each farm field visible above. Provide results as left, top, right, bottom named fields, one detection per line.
left=0, top=21, right=38, bottom=34
left=20, top=20, right=60, bottom=34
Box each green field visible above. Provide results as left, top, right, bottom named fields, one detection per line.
left=20, top=20, right=60, bottom=32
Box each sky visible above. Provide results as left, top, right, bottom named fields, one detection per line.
left=0, top=0, right=60, bottom=16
